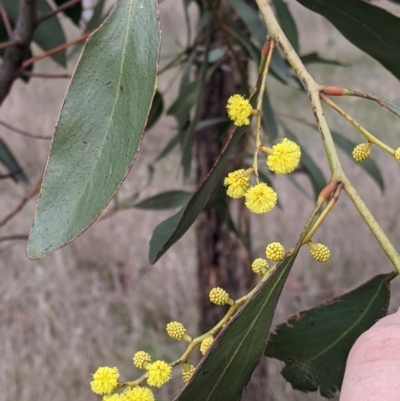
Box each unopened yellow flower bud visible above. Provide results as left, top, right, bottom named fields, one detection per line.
left=182, top=364, right=196, bottom=383
left=226, top=94, right=253, bottom=126
left=394, top=147, right=400, bottom=162
left=200, top=336, right=214, bottom=355
left=223, top=169, right=251, bottom=199
left=209, top=287, right=234, bottom=306
left=308, top=242, right=331, bottom=263
left=166, top=321, right=190, bottom=341
left=133, top=351, right=151, bottom=369
left=251, top=258, right=269, bottom=275
left=352, top=143, right=371, bottom=162
left=90, top=366, right=119, bottom=395
left=266, top=242, right=285, bottom=261
left=146, top=360, right=172, bottom=388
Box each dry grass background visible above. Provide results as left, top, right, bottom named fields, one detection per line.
left=1, top=1, right=400, bottom=400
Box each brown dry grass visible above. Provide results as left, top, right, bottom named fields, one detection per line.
left=1, top=1, right=400, bottom=400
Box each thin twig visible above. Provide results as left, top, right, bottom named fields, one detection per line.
left=22, top=31, right=91, bottom=69
left=0, top=0, right=39, bottom=104
left=0, top=234, right=28, bottom=242
left=0, top=169, right=23, bottom=180
left=21, top=70, right=72, bottom=79
left=0, top=6, right=13, bottom=37
left=0, top=40, right=17, bottom=50
left=0, top=118, right=51, bottom=140
left=37, top=0, right=81, bottom=25
left=0, top=178, right=42, bottom=227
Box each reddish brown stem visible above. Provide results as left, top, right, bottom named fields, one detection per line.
left=321, top=85, right=346, bottom=96
left=21, top=70, right=72, bottom=79
left=0, top=178, right=41, bottom=227
left=22, top=31, right=92, bottom=68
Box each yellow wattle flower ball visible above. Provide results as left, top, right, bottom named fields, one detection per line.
left=267, top=138, right=301, bottom=174
left=309, top=243, right=331, bottom=263
left=123, top=387, right=155, bottom=401
left=209, top=287, right=232, bottom=305
left=394, top=147, right=400, bottom=162
left=244, top=183, right=277, bottom=214
left=223, top=169, right=250, bottom=199
left=251, top=258, right=269, bottom=275
left=146, top=360, right=172, bottom=388
left=182, top=364, right=196, bottom=383
left=226, top=94, right=253, bottom=126
left=200, top=336, right=214, bottom=355
left=133, top=351, right=151, bottom=369
left=266, top=242, right=285, bottom=262
left=166, top=321, right=186, bottom=340
left=103, top=394, right=124, bottom=401
left=90, top=366, right=119, bottom=395
left=352, top=143, right=370, bottom=162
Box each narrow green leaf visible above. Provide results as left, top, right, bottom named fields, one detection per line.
left=154, top=130, right=184, bottom=162
left=176, top=250, right=300, bottom=401
left=146, top=91, right=163, bottom=130
left=54, top=0, right=82, bottom=26
left=266, top=273, right=394, bottom=398
left=228, top=0, right=299, bottom=87
left=331, top=131, right=384, bottom=192
left=27, top=0, right=161, bottom=259
left=133, top=191, right=192, bottom=210
left=149, top=126, right=247, bottom=264
left=273, top=0, right=299, bottom=52
left=295, top=0, right=400, bottom=80
left=0, top=139, right=28, bottom=183
left=85, top=0, right=106, bottom=32
left=301, top=52, right=345, bottom=67
left=3, top=0, right=67, bottom=66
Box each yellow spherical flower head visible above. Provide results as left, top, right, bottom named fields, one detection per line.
left=251, top=258, right=269, bottom=275
left=266, top=242, right=285, bottom=262
left=394, top=147, right=400, bottom=162
left=223, top=169, right=250, bottom=199
left=166, top=321, right=187, bottom=341
left=124, top=387, right=155, bottom=401
left=200, top=335, right=214, bottom=355
left=352, top=143, right=371, bottom=162
left=90, top=366, right=119, bottom=395
left=133, top=351, right=151, bottom=370
left=209, top=287, right=234, bottom=305
left=103, top=394, right=124, bottom=401
left=226, top=94, right=253, bottom=126
left=308, top=242, right=331, bottom=263
left=146, top=360, right=172, bottom=388
left=182, top=364, right=196, bottom=383
left=244, top=183, right=277, bottom=214
left=266, top=138, right=301, bottom=174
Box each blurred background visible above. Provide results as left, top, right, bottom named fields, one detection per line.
left=1, top=1, right=400, bottom=400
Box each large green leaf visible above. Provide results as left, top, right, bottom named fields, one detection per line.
left=27, top=0, right=161, bottom=259
left=149, top=126, right=247, bottom=264
left=295, top=0, right=400, bottom=80
left=3, top=0, right=67, bottom=66
left=266, top=273, right=394, bottom=398
left=175, top=250, right=300, bottom=401
left=0, top=139, right=28, bottom=183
